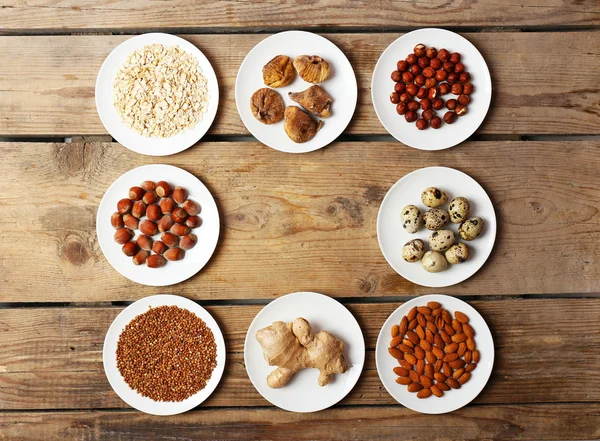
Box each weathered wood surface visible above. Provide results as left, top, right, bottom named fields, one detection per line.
left=1, top=299, right=598, bottom=409
left=1, top=0, right=599, bottom=32
left=1, top=141, right=599, bottom=302
left=1, top=32, right=599, bottom=136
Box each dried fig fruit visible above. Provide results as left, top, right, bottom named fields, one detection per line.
left=283, top=106, right=323, bottom=143
left=262, top=55, right=295, bottom=88
left=250, top=88, right=285, bottom=124
left=288, top=85, right=332, bottom=118
left=293, top=55, right=330, bottom=84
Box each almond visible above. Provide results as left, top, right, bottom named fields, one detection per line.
left=404, top=353, right=417, bottom=365
left=432, top=307, right=443, bottom=317
left=467, top=337, right=477, bottom=351
left=406, top=331, right=420, bottom=345
left=457, top=342, right=467, bottom=357
left=452, top=333, right=468, bottom=343
left=464, top=350, right=472, bottom=364
left=442, top=309, right=452, bottom=324
left=415, top=325, right=425, bottom=340
left=452, top=319, right=463, bottom=333
left=399, top=359, right=413, bottom=370
left=452, top=368, right=465, bottom=379
left=434, top=334, right=444, bottom=349
left=430, top=385, right=444, bottom=397
left=425, top=329, right=435, bottom=344
left=417, top=388, right=432, bottom=399
left=446, top=378, right=461, bottom=389
left=435, top=315, right=445, bottom=329
left=463, top=323, right=475, bottom=338
left=388, top=347, right=403, bottom=360
left=397, top=344, right=413, bottom=354
left=449, top=359, right=465, bottom=369
left=416, top=359, right=425, bottom=375
left=436, top=382, right=450, bottom=392
left=391, top=324, right=399, bottom=338
left=425, top=350, right=436, bottom=364
left=458, top=372, right=471, bottom=385
left=427, top=321, right=438, bottom=334
left=424, top=364, right=434, bottom=379
left=393, top=367, right=409, bottom=377
left=465, top=363, right=477, bottom=373
left=402, top=339, right=414, bottom=348
left=434, top=372, right=447, bottom=382
left=414, top=346, right=425, bottom=360
left=399, top=316, right=408, bottom=335
left=473, top=349, right=481, bottom=363
left=407, top=382, right=423, bottom=393
left=455, top=311, right=469, bottom=324
left=390, top=336, right=403, bottom=347
left=417, top=306, right=432, bottom=315
left=420, top=375, right=433, bottom=388
left=408, top=318, right=418, bottom=331
left=444, top=342, right=458, bottom=354
left=434, top=360, right=443, bottom=373
left=396, top=376, right=411, bottom=385
left=407, top=306, right=418, bottom=321
left=409, top=370, right=420, bottom=383
left=420, top=340, right=432, bottom=351
left=417, top=313, right=426, bottom=328
left=444, top=323, right=456, bottom=336
left=432, top=347, right=444, bottom=359
left=427, top=301, right=441, bottom=310
left=442, top=362, right=452, bottom=377
left=443, top=352, right=458, bottom=362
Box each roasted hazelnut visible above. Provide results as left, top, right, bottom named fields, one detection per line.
left=428, top=87, right=438, bottom=100
left=414, top=44, right=427, bottom=57
left=406, top=83, right=419, bottom=96
left=414, top=74, right=426, bottom=87
left=396, top=102, right=408, bottom=115
left=129, top=186, right=144, bottom=201
left=157, top=215, right=174, bottom=233
left=165, top=248, right=185, bottom=261
left=146, top=254, right=166, bottom=268
left=152, top=241, right=168, bottom=255
left=395, top=82, right=406, bottom=93
left=426, top=47, right=437, bottom=58
left=417, top=87, right=428, bottom=99
left=171, top=207, right=189, bottom=224
left=422, top=67, right=436, bottom=78
left=122, top=241, right=139, bottom=257
left=156, top=181, right=172, bottom=198
left=430, top=58, right=442, bottom=69
left=459, top=72, right=471, bottom=83
left=171, top=186, right=188, bottom=204
left=443, top=61, right=455, bottom=72
left=439, top=83, right=451, bottom=95
left=111, top=212, right=124, bottom=229
left=186, top=216, right=202, bottom=229
left=397, top=60, right=409, bottom=72
left=136, top=234, right=153, bottom=251
left=416, top=118, right=428, bottom=130
left=446, top=98, right=458, bottom=110
left=139, top=220, right=158, bottom=236
left=180, top=234, right=198, bottom=250
left=420, top=98, right=432, bottom=111
left=418, top=56, right=430, bottom=68
left=435, top=70, right=447, bottom=81
left=117, top=198, right=132, bottom=214
left=161, top=232, right=179, bottom=247
left=391, top=70, right=402, bottom=82
left=432, top=98, right=444, bottom=110
left=404, top=111, right=418, bottom=123
left=114, top=228, right=134, bottom=245
left=406, top=54, right=418, bottom=65
left=463, top=83, right=474, bottom=95
left=123, top=213, right=139, bottom=230
left=400, top=92, right=413, bottom=103
left=451, top=83, right=463, bottom=95
left=422, top=109, right=435, bottom=121
left=455, top=105, right=467, bottom=116
left=444, top=111, right=456, bottom=124
left=437, top=49, right=450, bottom=62
left=407, top=101, right=419, bottom=112
left=447, top=72, right=459, bottom=84
left=159, top=197, right=176, bottom=214
left=402, top=71, right=414, bottom=83
left=132, top=250, right=150, bottom=266
left=146, top=204, right=162, bottom=221
left=410, top=64, right=421, bottom=75
left=454, top=62, right=465, bottom=73
left=131, top=200, right=147, bottom=219
left=430, top=116, right=442, bottom=129
left=390, top=92, right=400, bottom=104
left=142, top=191, right=159, bottom=205
left=449, top=52, right=461, bottom=63
left=458, top=94, right=471, bottom=105
left=171, top=223, right=191, bottom=237
left=141, top=181, right=156, bottom=192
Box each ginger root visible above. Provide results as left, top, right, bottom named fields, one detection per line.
left=256, top=317, right=349, bottom=388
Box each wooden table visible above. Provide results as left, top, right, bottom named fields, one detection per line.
left=1, top=2, right=600, bottom=440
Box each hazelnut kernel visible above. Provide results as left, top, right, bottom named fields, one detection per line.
left=432, top=98, right=444, bottom=110
left=406, top=83, right=419, bottom=96
left=415, top=75, right=426, bottom=87
left=397, top=60, right=409, bottom=72
left=451, top=83, right=464, bottom=95
left=420, top=98, right=432, bottom=111
left=426, top=47, right=437, bottom=58
left=410, top=64, right=421, bottom=75
left=417, top=87, right=428, bottom=99
left=454, top=62, right=465, bottom=73
left=390, top=92, right=400, bottom=104
left=435, top=70, right=447, bottom=81
left=413, top=44, right=426, bottom=57
left=396, top=102, right=408, bottom=115
left=422, top=109, right=435, bottom=121
left=404, top=111, right=417, bottom=123
left=443, top=61, right=455, bottom=72
left=446, top=99, right=458, bottom=110
left=455, top=105, right=467, bottom=116
left=458, top=94, right=471, bottom=106
left=430, top=116, right=442, bottom=129
left=416, top=119, right=428, bottom=130
left=449, top=52, right=461, bottom=63
left=430, top=58, right=442, bottom=69
left=406, top=54, right=418, bottom=65
left=402, top=71, right=414, bottom=83
left=394, top=82, right=406, bottom=93
left=437, top=49, right=450, bottom=62
left=407, top=101, right=419, bottom=112
left=391, top=70, right=402, bottom=82
left=463, top=83, right=474, bottom=95
left=444, top=111, right=456, bottom=124
left=129, top=186, right=144, bottom=201
left=418, top=56, right=430, bottom=68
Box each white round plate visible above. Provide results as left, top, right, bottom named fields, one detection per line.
left=235, top=31, right=357, bottom=154
left=244, top=292, right=365, bottom=412
left=372, top=28, right=492, bottom=150
left=103, top=294, right=226, bottom=415
left=97, top=164, right=220, bottom=286
left=376, top=295, right=494, bottom=414
left=95, top=33, right=219, bottom=156
left=377, top=166, right=496, bottom=287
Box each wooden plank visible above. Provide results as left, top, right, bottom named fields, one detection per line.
left=1, top=141, right=599, bottom=302
left=1, top=32, right=599, bottom=136
left=1, top=0, right=599, bottom=31
left=1, top=404, right=599, bottom=441
left=1, top=300, right=598, bottom=409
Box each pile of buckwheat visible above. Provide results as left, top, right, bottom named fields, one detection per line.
left=116, top=305, right=217, bottom=402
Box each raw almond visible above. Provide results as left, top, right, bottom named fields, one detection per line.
left=388, top=348, right=403, bottom=359
left=432, top=307, right=443, bottom=317
left=452, top=368, right=465, bottom=379
left=452, top=319, right=463, bottom=333
left=442, top=309, right=452, bottom=324
left=446, top=377, right=461, bottom=389
left=473, top=349, right=481, bottom=363
left=432, top=347, right=444, bottom=359
left=420, top=375, right=433, bottom=388
left=467, top=337, right=476, bottom=351
left=440, top=330, right=452, bottom=344
left=414, top=346, right=425, bottom=360
left=415, top=325, right=425, bottom=340
left=417, top=306, right=432, bottom=315
left=399, top=359, right=413, bottom=370
left=396, top=376, right=411, bottom=385
left=443, top=352, right=458, bottom=362
left=409, top=370, right=420, bottom=383
left=444, top=323, right=456, bottom=336
left=420, top=340, right=432, bottom=351
left=434, top=334, right=444, bottom=349
left=417, top=313, right=426, bottom=328
left=452, top=333, right=468, bottom=343
left=464, top=350, right=472, bottom=364
left=427, top=321, right=438, bottom=334
left=424, top=364, right=434, bottom=379
left=402, top=339, right=414, bottom=348
left=444, top=343, right=458, bottom=354
left=431, top=385, right=444, bottom=397
left=397, top=344, right=414, bottom=353
left=393, top=367, right=409, bottom=377
left=442, top=362, right=452, bottom=377
left=458, top=372, right=471, bottom=385
left=399, top=316, right=408, bottom=335
left=457, top=342, right=467, bottom=357
left=406, top=331, right=420, bottom=344
left=434, top=360, right=443, bottom=373
left=425, top=350, right=436, bottom=364
left=407, top=382, right=423, bottom=393
left=416, top=359, right=425, bottom=375
left=427, top=301, right=441, bottom=310
left=449, top=359, right=465, bottom=369
left=390, top=336, right=403, bottom=347
left=407, top=307, right=418, bottom=321
left=391, top=324, right=400, bottom=338
left=465, top=363, right=477, bottom=373
left=463, top=323, right=475, bottom=338
left=408, top=319, right=418, bottom=331
left=425, top=329, right=435, bottom=344
left=436, top=382, right=450, bottom=392
left=455, top=311, right=469, bottom=324
left=417, top=388, right=432, bottom=399
left=404, top=353, right=417, bottom=365
left=434, top=372, right=447, bottom=382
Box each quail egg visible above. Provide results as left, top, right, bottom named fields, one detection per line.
left=458, top=217, right=485, bottom=241
left=421, top=251, right=448, bottom=273
left=401, top=205, right=423, bottom=234
left=423, top=208, right=449, bottom=230
left=445, top=243, right=470, bottom=264
left=429, top=230, right=455, bottom=252
left=402, top=239, right=426, bottom=263
left=421, top=187, right=448, bottom=208
left=448, top=197, right=470, bottom=224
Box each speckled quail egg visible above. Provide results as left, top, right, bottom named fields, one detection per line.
left=401, top=205, right=422, bottom=234
left=421, top=187, right=448, bottom=208
left=423, top=208, right=449, bottom=230
left=429, top=230, right=455, bottom=252
left=448, top=197, right=470, bottom=224
left=421, top=251, right=448, bottom=273
left=445, top=243, right=470, bottom=264
left=458, top=217, right=485, bottom=241
left=402, top=239, right=426, bottom=263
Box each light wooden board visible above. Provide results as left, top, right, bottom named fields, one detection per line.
left=1, top=32, right=600, bottom=136
left=0, top=299, right=598, bottom=409
left=1, top=141, right=599, bottom=302
left=1, top=0, right=599, bottom=31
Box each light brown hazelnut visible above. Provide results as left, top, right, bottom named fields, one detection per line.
left=114, top=228, right=133, bottom=245
left=142, top=191, right=159, bottom=205
left=186, top=216, right=202, bottom=229
left=132, top=250, right=149, bottom=266
left=180, top=234, right=198, bottom=250
left=171, top=207, right=189, bottom=224
left=161, top=232, right=179, bottom=247
left=136, top=234, right=153, bottom=251
left=152, top=241, right=168, bottom=255
left=131, top=201, right=147, bottom=219
left=146, top=254, right=166, bottom=268
left=182, top=200, right=201, bottom=216
left=117, top=198, right=132, bottom=214
left=156, top=181, right=172, bottom=198
left=123, top=213, right=139, bottom=230
left=129, top=186, right=144, bottom=201
left=164, top=248, right=185, bottom=261
left=111, top=212, right=124, bottom=229
left=159, top=197, right=176, bottom=214
left=171, top=223, right=191, bottom=237
left=146, top=204, right=162, bottom=221
left=141, top=181, right=156, bottom=191
left=157, top=215, right=174, bottom=233
left=139, top=220, right=158, bottom=236
left=122, top=241, right=139, bottom=257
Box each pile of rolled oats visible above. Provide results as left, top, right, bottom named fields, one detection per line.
left=113, top=44, right=209, bottom=138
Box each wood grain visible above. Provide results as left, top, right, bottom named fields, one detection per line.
left=1, top=32, right=599, bottom=136
left=1, top=404, right=599, bottom=441
left=1, top=0, right=599, bottom=31
left=1, top=141, right=599, bottom=302
left=1, top=299, right=598, bottom=409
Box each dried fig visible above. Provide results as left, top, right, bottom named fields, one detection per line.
left=262, top=55, right=295, bottom=88
left=288, top=85, right=332, bottom=118
left=283, top=106, right=323, bottom=143
left=250, top=88, right=285, bottom=124
left=293, top=55, right=330, bottom=84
